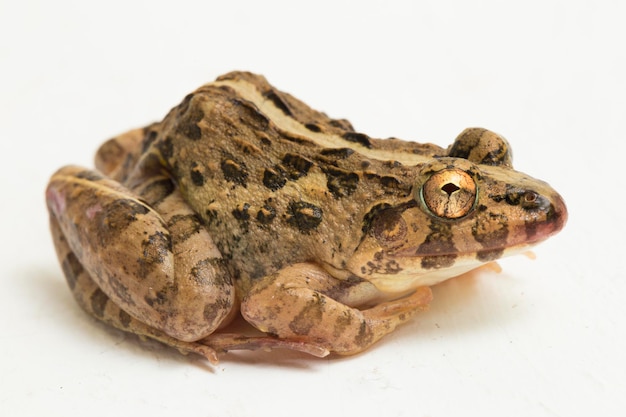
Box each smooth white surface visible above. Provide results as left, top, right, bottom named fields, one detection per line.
left=1, top=1, right=624, bottom=416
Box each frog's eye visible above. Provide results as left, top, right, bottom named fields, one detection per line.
left=420, top=169, right=477, bottom=219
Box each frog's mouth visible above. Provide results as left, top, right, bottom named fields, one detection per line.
left=400, top=188, right=566, bottom=261
left=348, top=189, right=567, bottom=296
left=396, top=189, right=566, bottom=260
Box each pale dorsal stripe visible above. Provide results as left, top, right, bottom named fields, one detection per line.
left=214, top=79, right=431, bottom=166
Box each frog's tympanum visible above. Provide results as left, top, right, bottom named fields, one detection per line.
left=46, top=72, right=567, bottom=363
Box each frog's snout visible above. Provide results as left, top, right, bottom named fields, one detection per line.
left=547, top=191, right=568, bottom=238
left=527, top=190, right=568, bottom=244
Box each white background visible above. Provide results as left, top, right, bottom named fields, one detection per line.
left=1, top=1, right=624, bottom=416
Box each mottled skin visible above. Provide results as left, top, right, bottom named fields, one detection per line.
left=46, top=72, right=567, bottom=363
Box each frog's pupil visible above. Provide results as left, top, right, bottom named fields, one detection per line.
left=442, top=183, right=460, bottom=196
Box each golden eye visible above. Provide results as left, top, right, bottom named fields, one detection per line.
left=421, top=169, right=477, bottom=219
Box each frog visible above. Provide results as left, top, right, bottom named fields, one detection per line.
left=46, top=71, right=567, bottom=363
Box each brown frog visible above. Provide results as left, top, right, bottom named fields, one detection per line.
left=46, top=71, right=567, bottom=363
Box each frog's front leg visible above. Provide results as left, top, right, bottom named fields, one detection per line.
left=46, top=166, right=235, bottom=361
left=240, top=264, right=432, bottom=356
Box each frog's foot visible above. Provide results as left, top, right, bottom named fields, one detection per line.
left=200, top=333, right=330, bottom=358
left=241, top=263, right=432, bottom=357
left=46, top=166, right=236, bottom=362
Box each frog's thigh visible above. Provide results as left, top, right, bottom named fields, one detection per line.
left=46, top=166, right=235, bottom=343
left=241, top=264, right=432, bottom=356
left=49, top=214, right=221, bottom=363
left=94, top=125, right=154, bottom=182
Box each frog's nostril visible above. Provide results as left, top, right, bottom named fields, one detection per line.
left=521, top=191, right=542, bottom=209
left=524, top=191, right=537, bottom=203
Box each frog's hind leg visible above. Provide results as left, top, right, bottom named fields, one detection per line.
left=50, top=214, right=220, bottom=363
left=237, top=263, right=432, bottom=357
left=93, top=124, right=160, bottom=183
left=46, top=166, right=235, bottom=362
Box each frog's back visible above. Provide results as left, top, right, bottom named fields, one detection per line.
left=144, top=72, right=446, bottom=291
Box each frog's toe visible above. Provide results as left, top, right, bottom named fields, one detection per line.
left=200, top=333, right=330, bottom=358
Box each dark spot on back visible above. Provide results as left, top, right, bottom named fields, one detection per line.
left=342, top=132, right=372, bottom=148
left=221, top=157, right=248, bottom=186
left=305, top=123, right=322, bottom=132
left=190, top=161, right=205, bottom=186
left=256, top=199, right=277, bottom=225
left=264, top=90, right=293, bottom=116
left=384, top=160, right=401, bottom=168
left=282, top=153, right=313, bottom=179
left=259, top=135, right=272, bottom=147
left=205, top=207, right=221, bottom=227
left=231, top=98, right=270, bottom=130
left=263, top=167, right=287, bottom=191
left=380, top=176, right=401, bottom=189
left=282, top=133, right=315, bottom=146
left=323, top=166, right=359, bottom=198
left=232, top=203, right=251, bottom=221
left=329, top=118, right=355, bottom=130
left=286, top=201, right=323, bottom=233
left=319, top=147, right=355, bottom=159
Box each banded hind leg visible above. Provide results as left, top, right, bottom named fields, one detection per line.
left=239, top=263, right=433, bottom=356
left=46, top=146, right=236, bottom=362
left=49, top=213, right=222, bottom=363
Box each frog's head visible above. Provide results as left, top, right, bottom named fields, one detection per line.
left=347, top=155, right=567, bottom=296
